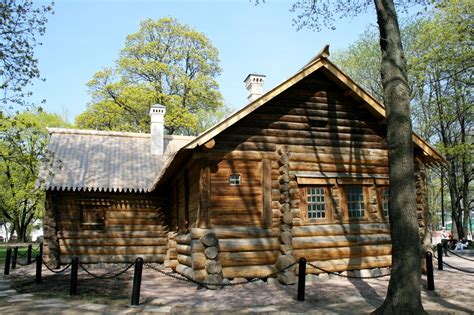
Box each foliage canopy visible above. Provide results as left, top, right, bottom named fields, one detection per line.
left=76, top=18, right=224, bottom=135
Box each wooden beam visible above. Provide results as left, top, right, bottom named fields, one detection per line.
left=262, top=159, right=273, bottom=228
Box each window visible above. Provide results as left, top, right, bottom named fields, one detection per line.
left=77, top=199, right=108, bottom=230
left=345, top=186, right=365, bottom=218
left=307, top=187, right=326, bottom=219
left=229, top=174, right=241, bottom=186
left=381, top=188, right=389, bottom=217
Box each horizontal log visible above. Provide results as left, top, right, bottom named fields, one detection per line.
left=57, top=230, right=167, bottom=239
left=289, top=152, right=387, bottom=166
left=289, top=162, right=389, bottom=174
left=191, top=240, right=205, bottom=253
left=222, top=265, right=278, bottom=279
left=58, top=237, right=167, bottom=247
left=105, top=218, right=163, bottom=225
left=193, top=151, right=278, bottom=161
left=59, top=254, right=165, bottom=264
left=294, top=244, right=392, bottom=261
left=292, top=223, right=390, bottom=237
left=176, top=233, right=192, bottom=245
left=211, top=217, right=263, bottom=227
left=106, top=211, right=163, bottom=219
left=191, top=252, right=207, bottom=270
left=191, top=227, right=278, bottom=239
left=304, top=255, right=392, bottom=274
left=218, top=238, right=280, bottom=252
left=293, top=234, right=391, bottom=249
left=60, top=245, right=167, bottom=256
left=177, top=254, right=192, bottom=267
left=281, top=144, right=388, bottom=157
left=219, top=250, right=279, bottom=267
left=176, top=264, right=207, bottom=281
left=176, top=244, right=191, bottom=255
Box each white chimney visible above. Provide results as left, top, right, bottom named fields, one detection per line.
left=149, top=104, right=166, bottom=155
left=244, top=74, right=266, bottom=103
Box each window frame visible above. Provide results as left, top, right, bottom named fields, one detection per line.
left=339, top=185, right=370, bottom=221
left=300, top=186, right=332, bottom=223
left=379, top=187, right=390, bottom=219
left=229, top=173, right=241, bottom=186
left=77, top=199, right=109, bottom=230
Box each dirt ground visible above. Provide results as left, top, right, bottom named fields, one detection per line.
left=3, top=252, right=474, bottom=314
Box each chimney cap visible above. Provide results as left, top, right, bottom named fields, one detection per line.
left=150, top=104, right=166, bottom=109
left=244, top=73, right=266, bottom=83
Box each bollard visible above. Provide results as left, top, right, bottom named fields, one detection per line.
left=70, top=257, right=79, bottom=295
left=35, top=254, right=42, bottom=284
left=425, top=251, right=435, bottom=291
left=11, top=247, right=18, bottom=269
left=436, top=243, right=443, bottom=271
left=27, top=244, right=32, bottom=264
left=297, top=257, right=306, bottom=301
left=131, top=257, right=143, bottom=306
left=4, top=248, right=12, bottom=275
left=39, top=242, right=43, bottom=257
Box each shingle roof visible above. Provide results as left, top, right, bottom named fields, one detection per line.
left=40, top=128, right=194, bottom=193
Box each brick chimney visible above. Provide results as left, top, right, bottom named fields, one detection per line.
left=244, top=74, right=266, bottom=103
left=149, top=104, right=166, bottom=155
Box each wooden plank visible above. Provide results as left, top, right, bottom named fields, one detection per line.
left=59, top=238, right=167, bottom=247
left=262, top=159, right=272, bottom=228
left=198, top=159, right=211, bottom=228
left=292, top=223, right=390, bottom=237
left=211, top=216, right=263, bottom=227
left=191, top=227, right=277, bottom=239
left=57, top=230, right=166, bottom=239
left=219, top=250, right=279, bottom=267
left=294, top=244, right=392, bottom=261
left=219, top=238, right=280, bottom=252
left=222, top=265, right=278, bottom=279
left=60, top=246, right=167, bottom=255
left=293, top=234, right=391, bottom=249
left=304, top=255, right=392, bottom=274
left=59, top=254, right=165, bottom=264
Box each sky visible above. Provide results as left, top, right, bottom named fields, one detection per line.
left=30, top=0, right=379, bottom=123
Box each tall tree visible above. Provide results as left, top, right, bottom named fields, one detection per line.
left=0, top=0, right=54, bottom=109
left=0, top=107, right=67, bottom=241
left=278, top=0, right=430, bottom=313
left=410, top=0, right=473, bottom=238
left=76, top=17, right=225, bottom=135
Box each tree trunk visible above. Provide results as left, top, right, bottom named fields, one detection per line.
left=373, top=0, right=425, bottom=313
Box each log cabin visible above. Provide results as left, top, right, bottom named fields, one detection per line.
left=41, top=46, right=443, bottom=284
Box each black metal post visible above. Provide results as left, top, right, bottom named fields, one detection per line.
left=425, top=251, right=435, bottom=291
left=70, top=257, right=79, bottom=295
left=35, top=254, right=42, bottom=284
left=4, top=248, right=12, bottom=275
left=436, top=243, right=443, bottom=271
left=11, top=246, right=18, bottom=269
left=297, top=257, right=306, bottom=301
left=27, top=244, right=32, bottom=264
left=39, top=242, right=43, bottom=257
left=131, top=257, right=143, bottom=306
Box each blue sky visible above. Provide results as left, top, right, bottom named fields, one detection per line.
left=31, top=0, right=379, bottom=122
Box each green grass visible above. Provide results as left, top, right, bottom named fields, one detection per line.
left=0, top=244, right=41, bottom=264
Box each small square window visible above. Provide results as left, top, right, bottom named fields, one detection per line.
left=229, top=174, right=241, bottom=186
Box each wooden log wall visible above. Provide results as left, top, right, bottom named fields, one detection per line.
left=198, top=70, right=397, bottom=274
left=49, top=191, right=169, bottom=264
left=191, top=227, right=279, bottom=279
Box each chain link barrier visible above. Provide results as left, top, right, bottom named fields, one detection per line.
left=433, top=255, right=474, bottom=274
left=307, top=262, right=391, bottom=279
left=447, top=250, right=474, bottom=262
left=145, top=262, right=298, bottom=289
left=78, top=262, right=135, bottom=279
left=42, top=262, right=72, bottom=274
left=16, top=257, right=36, bottom=266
